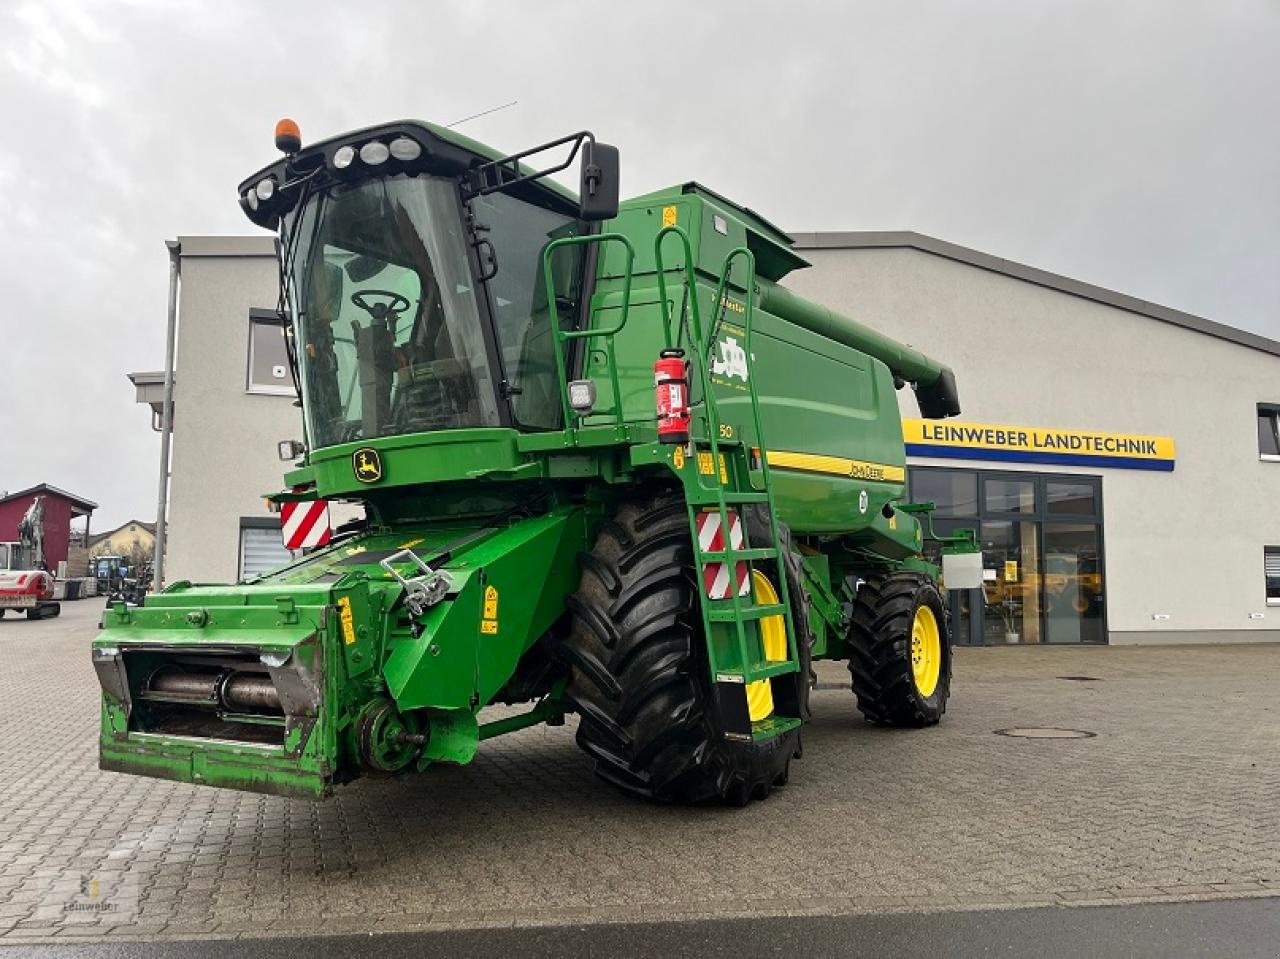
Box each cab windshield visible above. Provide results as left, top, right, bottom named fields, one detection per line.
left=286, top=174, right=499, bottom=448
left=284, top=173, right=586, bottom=449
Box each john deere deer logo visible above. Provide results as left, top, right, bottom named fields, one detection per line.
left=352, top=447, right=383, bottom=483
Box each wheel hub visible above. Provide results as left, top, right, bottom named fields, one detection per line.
left=910, top=604, right=942, bottom=698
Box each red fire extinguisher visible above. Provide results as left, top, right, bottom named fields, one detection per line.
left=654, top=348, right=690, bottom=445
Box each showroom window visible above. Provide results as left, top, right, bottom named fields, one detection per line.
left=1266, top=548, right=1280, bottom=606
left=239, top=517, right=295, bottom=580
left=910, top=466, right=1106, bottom=645
left=247, top=308, right=295, bottom=395
left=1258, top=404, right=1280, bottom=460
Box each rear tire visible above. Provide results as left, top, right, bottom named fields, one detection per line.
left=847, top=572, right=950, bottom=726
left=563, top=491, right=808, bottom=804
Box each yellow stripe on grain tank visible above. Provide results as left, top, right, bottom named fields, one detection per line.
left=756, top=449, right=906, bottom=483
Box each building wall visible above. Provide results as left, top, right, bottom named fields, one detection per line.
left=0, top=494, right=74, bottom=570
left=160, top=232, right=1280, bottom=644
left=90, top=523, right=156, bottom=562
left=165, top=238, right=301, bottom=584
left=784, top=246, right=1280, bottom=643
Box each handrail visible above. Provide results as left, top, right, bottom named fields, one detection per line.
left=654, top=226, right=705, bottom=353
left=540, top=232, right=635, bottom=429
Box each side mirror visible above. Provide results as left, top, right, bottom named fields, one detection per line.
left=579, top=142, right=619, bottom=222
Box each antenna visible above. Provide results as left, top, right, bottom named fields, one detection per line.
left=446, top=100, right=518, bottom=128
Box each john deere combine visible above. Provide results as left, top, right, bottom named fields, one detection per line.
left=93, top=119, right=977, bottom=803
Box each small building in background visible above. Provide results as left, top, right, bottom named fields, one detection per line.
left=0, top=485, right=97, bottom=576
left=89, top=519, right=157, bottom=568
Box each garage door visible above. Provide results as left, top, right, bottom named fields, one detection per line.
left=239, top=525, right=295, bottom=580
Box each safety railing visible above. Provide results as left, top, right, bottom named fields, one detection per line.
left=539, top=232, right=635, bottom=430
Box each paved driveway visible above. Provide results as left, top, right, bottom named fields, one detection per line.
left=1, top=599, right=1277, bottom=944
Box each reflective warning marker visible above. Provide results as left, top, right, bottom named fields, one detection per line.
left=281, top=500, right=332, bottom=550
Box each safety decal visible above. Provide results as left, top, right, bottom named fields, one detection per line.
left=337, top=596, right=357, bottom=645
left=481, top=585, right=499, bottom=635
left=697, top=452, right=729, bottom=483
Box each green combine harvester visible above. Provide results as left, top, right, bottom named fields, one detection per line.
left=92, top=119, right=978, bottom=804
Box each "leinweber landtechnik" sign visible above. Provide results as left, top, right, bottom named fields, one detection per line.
left=902, top=419, right=1176, bottom=472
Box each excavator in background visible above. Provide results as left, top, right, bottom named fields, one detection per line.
left=0, top=496, right=61, bottom=620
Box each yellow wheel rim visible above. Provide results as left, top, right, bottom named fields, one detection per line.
left=745, top=570, right=788, bottom=722
left=910, top=603, right=942, bottom=698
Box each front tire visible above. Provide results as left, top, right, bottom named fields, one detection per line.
left=562, top=492, right=808, bottom=804
left=847, top=572, right=951, bottom=726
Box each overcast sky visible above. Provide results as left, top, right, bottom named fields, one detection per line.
left=1, top=0, right=1277, bottom=531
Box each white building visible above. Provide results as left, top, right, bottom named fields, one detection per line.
left=789, top=232, right=1280, bottom=646
left=134, top=236, right=301, bottom=583
left=136, top=231, right=1280, bottom=646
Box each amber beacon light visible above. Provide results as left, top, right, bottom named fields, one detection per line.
left=274, top=118, right=301, bottom=155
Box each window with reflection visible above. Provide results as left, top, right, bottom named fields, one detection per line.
left=984, top=477, right=1035, bottom=513
left=909, top=469, right=977, bottom=516
left=909, top=466, right=1105, bottom=645
left=1258, top=405, right=1280, bottom=459
left=1046, top=481, right=1097, bottom=516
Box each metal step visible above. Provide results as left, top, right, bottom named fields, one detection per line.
left=706, top=601, right=783, bottom=624
left=751, top=714, right=802, bottom=742
left=706, top=603, right=787, bottom=623
left=694, top=547, right=778, bottom=563
left=684, top=489, right=770, bottom=505
left=715, top=659, right=800, bottom=685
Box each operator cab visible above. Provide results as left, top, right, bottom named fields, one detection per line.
left=238, top=121, right=619, bottom=451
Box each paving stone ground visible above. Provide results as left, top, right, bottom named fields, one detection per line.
left=0, top=599, right=1277, bottom=943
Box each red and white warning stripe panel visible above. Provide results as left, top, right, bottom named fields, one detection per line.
left=281, top=499, right=332, bottom=550
left=696, top=509, right=750, bottom=600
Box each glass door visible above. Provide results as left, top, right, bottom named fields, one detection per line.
left=1043, top=523, right=1105, bottom=644
left=1043, top=480, right=1106, bottom=644
left=980, top=477, right=1042, bottom=644
left=907, top=467, right=1107, bottom=645
left=980, top=519, right=1043, bottom=644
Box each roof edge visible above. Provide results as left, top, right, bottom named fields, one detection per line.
left=0, top=484, right=98, bottom=512
left=789, top=230, right=1280, bottom=359
left=89, top=519, right=157, bottom=543
left=176, top=235, right=278, bottom=258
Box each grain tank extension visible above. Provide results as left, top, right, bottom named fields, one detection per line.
left=92, top=120, right=976, bottom=804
